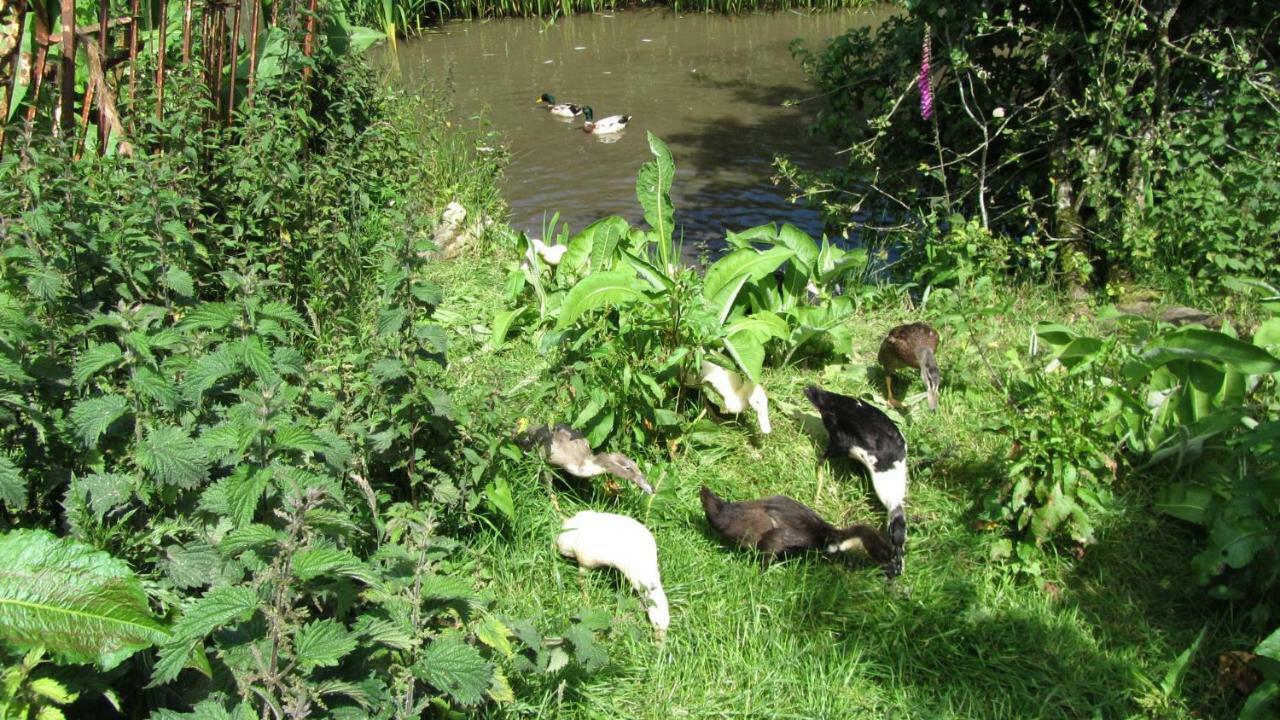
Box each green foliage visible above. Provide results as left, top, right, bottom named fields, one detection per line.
left=0, top=648, right=79, bottom=720
left=788, top=0, right=1280, bottom=289
left=1241, top=626, right=1280, bottom=720
left=0, top=530, right=168, bottom=670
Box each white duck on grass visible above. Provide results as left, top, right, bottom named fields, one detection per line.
left=529, top=237, right=568, bottom=266
left=556, top=511, right=670, bottom=638
left=680, top=360, right=771, bottom=434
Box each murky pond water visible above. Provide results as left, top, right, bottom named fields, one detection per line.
left=388, top=7, right=892, bottom=253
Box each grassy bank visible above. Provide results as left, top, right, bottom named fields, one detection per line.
left=426, top=252, right=1261, bottom=718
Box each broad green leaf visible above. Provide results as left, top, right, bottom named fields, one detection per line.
left=294, top=619, right=357, bottom=670
left=1257, top=627, right=1280, bottom=663
left=292, top=547, right=373, bottom=583
left=1141, top=328, right=1280, bottom=375
left=0, top=529, right=169, bottom=670
left=138, top=426, right=210, bottom=489
left=1239, top=681, right=1280, bottom=720
left=775, top=223, right=819, bottom=273
left=484, top=477, right=516, bottom=523
left=636, top=133, right=676, bottom=245
left=181, top=346, right=240, bottom=402
left=352, top=615, right=413, bottom=651
left=131, top=366, right=180, bottom=410
left=340, top=25, right=385, bottom=54
left=724, top=312, right=790, bottom=342
left=414, top=638, right=491, bottom=707
left=0, top=455, right=26, bottom=509
left=274, top=424, right=327, bottom=453
left=1254, top=318, right=1280, bottom=352
left=220, top=524, right=281, bottom=555
left=723, top=333, right=765, bottom=383
left=73, top=343, right=124, bottom=386
left=419, top=574, right=484, bottom=607
left=1154, top=483, right=1214, bottom=524
left=377, top=307, right=408, bottom=337
left=488, top=308, right=526, bottom=351
left=555, top=270, right=647, bottom=331
left=69, top=394, right=130, bottom=447
left=562, top=216, right=629, bottom=274
left=161, top=543, right=223, bottom=591
left=703, top=247, right=794, bottom=309
left=709, top=272, right=752, bottom=326
left=151, top=586, right=258, bottom=686
left=619, top=251, right=675, bottom=292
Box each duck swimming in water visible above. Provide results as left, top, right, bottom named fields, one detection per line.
left=699, top=486, right=893, bottom=572
left=878, top=322, right=941, bottom=410
left=581, top=106, right=631, bottom=135
left=516, top=423, right=653, bottom=494
left=536, top=93, right=583, bottom=118
left=803, top=386, right=909, bottom=578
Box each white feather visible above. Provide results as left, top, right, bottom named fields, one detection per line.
left=556, top=511, right=669, bottom=637
left=530, top=238, right=568, bottom=266
left=680, top=361, right=771, bottom=434
left=848, top=449, right=908, bottom=512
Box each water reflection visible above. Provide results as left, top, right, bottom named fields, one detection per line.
left=385, top=7, right=893, bottom=255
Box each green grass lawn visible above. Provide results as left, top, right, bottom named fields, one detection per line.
left=428, top=255, right=1251, bottom=719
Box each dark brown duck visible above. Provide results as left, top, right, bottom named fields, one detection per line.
left=878, top=322, right=941, bottom=410
left=699, top=485, right=892, bottom=573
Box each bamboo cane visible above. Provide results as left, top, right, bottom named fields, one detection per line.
left=58, top=0, right=74, bottom=135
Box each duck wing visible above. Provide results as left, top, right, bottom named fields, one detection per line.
left=803, top=386, right=905, bottom=472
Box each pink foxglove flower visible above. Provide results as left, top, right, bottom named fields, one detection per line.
left=919, top=28, right=934, bottom=120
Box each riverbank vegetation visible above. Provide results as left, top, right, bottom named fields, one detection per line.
left=2, top=1, right=1279, bottom=718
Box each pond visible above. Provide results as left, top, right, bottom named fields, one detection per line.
left=388, top=7, right=893, bottom=255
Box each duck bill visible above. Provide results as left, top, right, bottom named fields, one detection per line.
left=632, top=475, right=655, bottom=495
left=926, top=382, right=939, bottom=411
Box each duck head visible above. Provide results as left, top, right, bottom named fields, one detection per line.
left=886, top=507, right=906, bottom=579
left=595, top=452, right=653, bottom=494
left=537, top=93, right=556, bottom=105
left=920, top=349, right=941, bottom=411
left=746, top=383, right=771, bottom=434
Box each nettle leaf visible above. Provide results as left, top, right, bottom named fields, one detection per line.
left=0, top=352, right=33, bottom=385
left=0, top=529, right=169, bottom=670
left=475, top=615, right=514, bottom=659
left=132, top=366, right=180, bottom=410
left=224, top=466, right=273, bottom=527
left=273, top=346, right=305, bottom=377
left=371, top=357, right=406, bottom=382
left=151, top=586, right=258, bottom=686
left=238, top=337, right=275, bottom=381
left=181, top=303, right=239, bottom=332
left=555, top=270, right=647, bottom=331
left=163, top=267, right=195, bottom=298
left=182, top=346, right=241, bottom=402
left=151, top=699, right=256, bottom=720
left=414, top=638, right=491, bottom=707
left=564, top=623, right=607, bottom=672
left=292, top=547, right=373, bottom=583
left=138, top=425, right=211, bottom=489
left=377, top=307, right=408, bottom=337
left=220, top=524, right=281, bottom=555
left=162, top=543, right=223, bottom=590
left=69, top=394, right=130, bottom=447
left=73, top=343, right=125, bottom=385
left=258, top=301, right=305, bottom=328
left=352, top=615, right=414, bottom=651
left=416, top=323, right=449, bottom=353
left=0, top=455, right=26, bottom=509
left=412, top=280, right=444, bottom=306
left=294, top=619, right=357, bottom=671
left=420, top=574, right=484, bottom=607
left=273, top=424, right=327, bottom=453
left=77, top=472, right=135, bottom=519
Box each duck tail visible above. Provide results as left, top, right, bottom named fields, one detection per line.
left=621, top=115, right=632, bottom=124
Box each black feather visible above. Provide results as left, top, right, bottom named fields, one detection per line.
left=803, top=385, right=905, bottom=471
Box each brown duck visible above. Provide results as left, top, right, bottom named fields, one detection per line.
left=877, top=322, right=941, bottom=410
left=700, top=485, right=894, bottom=574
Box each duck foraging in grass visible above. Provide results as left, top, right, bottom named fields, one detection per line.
left=699, top=486, right=893, bottom=572
left=536, top=93, right=583, bottom=117
left=878, top=322, right=941, bottom=410
left=679, top=360, right=771, bottom=434
left=529, top=237, right=568, bottom=266
left=515, top=423, right=653, bottom=495
left=803, top=385, right=909, bottom=579
left=556, top=510, right=669, bottom=638
left=581, top=106, right=631, bottom=135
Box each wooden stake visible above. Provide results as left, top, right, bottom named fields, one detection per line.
left=301, top=0, right=317, bottom=83
left=58, top=0, right=74, bottom=135
left=97, top=0, right=108, bottom=152
left=227, top=0, right=241, bottom=121
left=245, top=0, right=258, bottom=104
left=1, top=0, right=28, bottom=156
left=156, top=0, right=168, bottom=121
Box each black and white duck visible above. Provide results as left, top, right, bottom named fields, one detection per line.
left=516, top=423, right=653, bottom=494
left=803, top=386, right=909, bottom=578
left=878, top=322, right=941, bottom=410
left=699, top=485, right=893, bottom=572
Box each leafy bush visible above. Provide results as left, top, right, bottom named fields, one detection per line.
left=788, top=0, right=1280, bottom=288
left=0, top=12, right=520, bottom=715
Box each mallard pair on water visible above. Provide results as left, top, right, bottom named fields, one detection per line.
left=536, top=93, right=631, bottom=135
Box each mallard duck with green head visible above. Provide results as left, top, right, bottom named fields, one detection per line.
left=536, top=93, right=583, bottom=118
left=582, top=106, right=631, bottom=135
